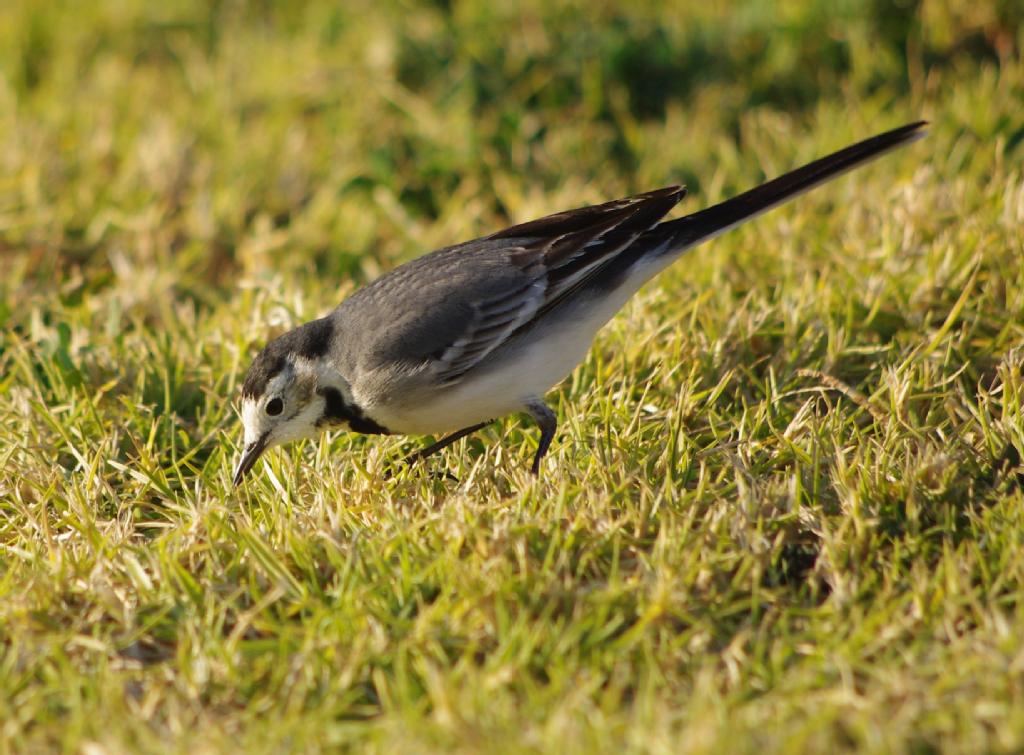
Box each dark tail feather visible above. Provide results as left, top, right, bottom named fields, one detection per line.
left=652, top=120, right=927, bottom=253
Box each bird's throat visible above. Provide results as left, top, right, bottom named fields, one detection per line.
left=316, top=386, right=391, bottom=435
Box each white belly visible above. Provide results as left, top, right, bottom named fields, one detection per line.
left=363, top=264, right=658, bottom=436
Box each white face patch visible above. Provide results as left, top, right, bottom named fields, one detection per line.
left=271, top=398, right=334, bottom=445
left=238, top=357, right=350, bottom=454
left=240, top=398, right=265, bottom=447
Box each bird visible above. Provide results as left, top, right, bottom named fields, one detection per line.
left=232, top=121, right=926, bottom=486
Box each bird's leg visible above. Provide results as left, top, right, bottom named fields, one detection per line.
left=524, top=399, right=557, bottom=476
left=404, top=421, right=491, bottom=465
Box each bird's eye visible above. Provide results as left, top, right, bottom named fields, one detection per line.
left=265, top=397, right=284, bottom=416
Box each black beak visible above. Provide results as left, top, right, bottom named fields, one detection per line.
left=233, top=433, right=269, bottom=487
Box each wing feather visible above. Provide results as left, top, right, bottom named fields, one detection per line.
left=431, top=186, right=685, bottom=384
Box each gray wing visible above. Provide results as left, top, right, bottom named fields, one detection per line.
left=334, top=186, right=685, bottom=386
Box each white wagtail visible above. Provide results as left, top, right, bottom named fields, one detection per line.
left=232, top=121, right=926, bottom=485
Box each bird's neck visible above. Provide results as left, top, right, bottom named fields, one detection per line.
left=315, top=384, right=390, bottom=435
left=298, top=357, right=391, bottom=436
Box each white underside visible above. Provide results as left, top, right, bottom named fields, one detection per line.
left=362, top=251, right=674, bottom=435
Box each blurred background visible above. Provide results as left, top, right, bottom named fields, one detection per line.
left=0, top=0, right=1019, bottom=310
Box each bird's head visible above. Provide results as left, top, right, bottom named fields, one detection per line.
left=233, top=318, right=348, bottom=485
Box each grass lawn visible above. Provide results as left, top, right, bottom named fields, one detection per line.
left=2, top=1, right=1024, bottom=751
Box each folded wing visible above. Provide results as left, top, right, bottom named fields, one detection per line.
left=430, top=186, right=685, bottom=384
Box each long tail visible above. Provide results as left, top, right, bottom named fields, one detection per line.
left=649, top=120, right=927, bottom=253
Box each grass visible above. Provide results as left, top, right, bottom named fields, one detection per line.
left=1, top=0, right=1024, bottom=751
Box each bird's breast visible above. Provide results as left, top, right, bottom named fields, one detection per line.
left=357, top=285, right=643, bottom=436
